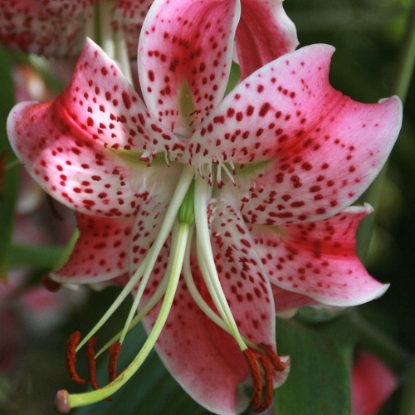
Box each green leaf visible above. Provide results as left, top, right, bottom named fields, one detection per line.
left=274, top=318, right=351, bottom=415
left=9, top=244, right=64, bottom=268
left=0, top=44, right=19, bottom=281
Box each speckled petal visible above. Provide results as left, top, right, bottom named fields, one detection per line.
left=57, top=39, right=185, bottom=157
left=8, top=99, right=183, bottom=217
left=142, top=267, right=251, bottom=415
left=0, top=0, right=96, bottom=57
left=137, top=195, right=286, bottom=414
left=138, top=0, right=240, bottom=135
left=52, top=213, right=134, bottom=284
left=113, top=0, right=154, bottom=59
left=236, top=0, right=298, bottom=80
left=251, top=204, right=389, bottom=306
left=186, top=44, right=402, bottom=225
left=209, top=198, right=277, bottom=347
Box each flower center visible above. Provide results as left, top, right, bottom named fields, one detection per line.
left=54, top=165, right=285, bottom=413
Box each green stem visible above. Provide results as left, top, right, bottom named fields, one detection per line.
left=399, top=359, right=415, bottom=415
left=347, top=310, right=412, bottom=375
left=9, top=244, right=63, bottom=268
left=357, top=5, right=415, bottom=262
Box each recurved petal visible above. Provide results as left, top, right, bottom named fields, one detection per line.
left=272, top=284, right=317, bottom=314
left=187, top=44, right=402, bottom=225
left=0, top=0, right=95, bottom=57
left=52, top=213, right=134, bottom=284
left=236, top=0, right=298, bottom=80
left=113, top=0, right=154, bottom=59
left=58, top=39, right=185, bottom=157
left=138, top=0, right=240, bottom=135
left=251, top=204, right=389, bottom=307
left=8, top=99, right=183, bottom=217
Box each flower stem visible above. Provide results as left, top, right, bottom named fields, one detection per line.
left=347, top=309, right=412, bottom=375
left=357, top=4, right=415, bottom=261
left=399, top=359, right=415, bottom=415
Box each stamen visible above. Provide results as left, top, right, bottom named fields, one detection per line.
left=219, top=162, right=236, bottom=186
left=42, top=274, right=61, bottom=293
left=66, top=332, right=85, bottom=384
left=86, top=337, right=100, bottom=390
left=253, top=356, right=273, bottom=413
left=108, top=342, right=121, bottom=383
left=54, top=390, right=71, bottom=413
left=260, top=343, right=286, bottom=372
left=242, top=349, right=262, bottom=408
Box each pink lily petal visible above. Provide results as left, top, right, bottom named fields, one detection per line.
left=272, top=285, right=317, bottom=314
left=0, top=0, right=96, bottom=57
left=136, top=197, right=288, bottom=414
left=113, top=0, right=154, bottom=59
left=144, top=273, right=251, bottom=415
left=55, top=39, right=184, bottom=156
left=8, top=43, right=184, bottom=217
left=352, top=351, right=398, bottom=415
left=138, top=0, right=240, bottom=135
left=52, top=213, right=134, bottom=284
left=250, top=205, right=389, bottom=306
left=209, top=199, right=277, bottom=346
left=186, top=44, right=402, bottom=225
left=236, top=0, right=298, bottom=80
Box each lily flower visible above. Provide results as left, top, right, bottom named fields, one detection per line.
left=7, top=0, right=402, bottom=413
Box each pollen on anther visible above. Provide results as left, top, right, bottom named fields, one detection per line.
left=253, top=356, right=273, bottom=413
left=260, top=343, right=286, bottom=371
left=242, top=349, right=262, bottom=408
left=66, top=331, right=86, bottom=384
left=108, top=342, right=121, bottom=382
left=87, top=337, right=100, bottom=390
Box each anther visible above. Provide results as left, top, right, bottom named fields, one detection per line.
left=42, top=274, right=61, bottom=293
left=253, top=356, right=273, bottom=413
left=54, top=390, right=71, bottom=413
left=108, top=342, right=121, bottom=382
left=242, top=349, right=262, bottom=408
left=260, top=343, right=286, bottom=372
left=66, top=331, right=85, bottom=384
left=86, top=337, right=100, bottom=390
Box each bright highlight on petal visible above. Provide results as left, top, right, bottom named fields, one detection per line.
left=6, top=0, right=403, bottom=413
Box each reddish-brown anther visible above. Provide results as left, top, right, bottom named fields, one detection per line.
left=108, top=342, right=121, bottom=383
left=243, top=349, right=262, bottom=408
left=253, top=356, right=274, bottom=413
left=42, top=274, right=61, bottom=293
left=66, top=331, right=86, bottom=384
left=260, top=343, right=286, bottom=372
left=87, top=337, right=100, bottom=390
